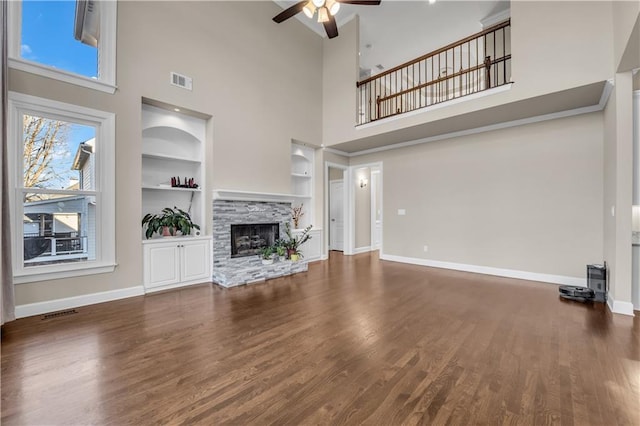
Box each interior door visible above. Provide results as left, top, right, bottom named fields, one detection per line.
left=330, top=180, right=344, bottom=251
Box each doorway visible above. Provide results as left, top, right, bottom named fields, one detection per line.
left=328, top=166, right=345, bottom=251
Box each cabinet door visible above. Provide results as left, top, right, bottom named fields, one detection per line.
left=145, top=243, right=180, bottom=288
left=180, top=239, right=211, bottom=283
left=299, top=229, right=322, bottom=261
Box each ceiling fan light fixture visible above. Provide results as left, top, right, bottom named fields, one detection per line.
left=312, top=0, right=326, bottom=8
left=327, top=0, right=340, bottom=15
left=317, top=6, right=329, bottom=23
left=303, top=1, right=316, bottom=18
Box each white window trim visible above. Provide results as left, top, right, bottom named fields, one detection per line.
left=8, top=0, right=117, bottom=94
left=8, top=92, right=116, bottom=284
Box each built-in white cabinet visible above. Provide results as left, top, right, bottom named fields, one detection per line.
left=141, top=102, right=212, bottom=292
left=143, top=236, right=212, bottom=292
left=291, top=143, right=315, bottom=228
left=141, top=103, right=206, bottom=239
left=294, top=228, right=322, bottom=262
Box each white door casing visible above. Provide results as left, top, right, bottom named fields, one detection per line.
left=330, top=180, right=344, bottom=251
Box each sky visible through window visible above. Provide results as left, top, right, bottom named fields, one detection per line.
left=21, top=0, right=97, bottom=78
left=21, top=1, right=98, bottom=189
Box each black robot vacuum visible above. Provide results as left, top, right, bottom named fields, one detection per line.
left=559, top=263, right=607, bottom=303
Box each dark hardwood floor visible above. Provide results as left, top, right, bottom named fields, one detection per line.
left=2, top=252, right=639, bottom=425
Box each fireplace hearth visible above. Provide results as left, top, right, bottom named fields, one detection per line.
left=231, top=223, right=279, bottom=258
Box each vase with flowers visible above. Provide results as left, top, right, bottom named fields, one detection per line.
left=291, top=204, right=304, bottom=229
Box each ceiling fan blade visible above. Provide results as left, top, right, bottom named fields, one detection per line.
left=273, top=0, right=308, bottom=23
left=337, top=0, right=381, bottom=5
left=323, top=14, right=339, bottom=39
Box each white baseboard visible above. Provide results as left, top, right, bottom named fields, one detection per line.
left=353, top=246, right=372, bottom=255
left=144, top=279, right=210, bottom=294
left=15, top=286, right=145, bottom=319
left=380, top=253, right=586, bottom=286
left=607, top=298, right=635, bottom=316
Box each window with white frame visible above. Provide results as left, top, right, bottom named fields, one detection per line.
left=8, top=92, right=115, bottom=283
left=8, top=0, right=117, bottom=93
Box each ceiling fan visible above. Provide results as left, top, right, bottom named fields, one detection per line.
left=273, top=0, right=382, bottom=39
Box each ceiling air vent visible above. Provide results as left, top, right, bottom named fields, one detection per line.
left=375, top=64, right=385, bottom=71
left=170, top=72, right=193, bottom=91
left=359, top=67, right=372, bottom=79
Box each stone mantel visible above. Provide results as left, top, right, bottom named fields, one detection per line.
left=212, top=189, right=307, bottom=203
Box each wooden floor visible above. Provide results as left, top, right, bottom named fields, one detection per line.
left=1, top=252, right=639, bottom=425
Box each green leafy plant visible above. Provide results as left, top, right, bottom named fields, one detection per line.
left=141, top=206, right=200, bottom=239
left=283, top=222, right=312, bottom=258
left=259, top=245, right=275, bottom=260
left=274, top=240, right=287, bottom=258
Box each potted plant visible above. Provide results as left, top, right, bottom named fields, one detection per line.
left=274, top=240, right=287, bottom=261
left=283, top=222, right=312, bottom=261
left=141, top=206, right=200, bottom=239
left=259, top=245, right=275, bottom=265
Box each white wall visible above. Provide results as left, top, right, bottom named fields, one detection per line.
left=612, top=1, right=640, bottom=72
left=351, top=112, right=604, bottom=279
left=603, top=72, right=634, bottom=310
left=354, top=167, right=371, bottom=249
left=9, top=1, right=324, bottom=305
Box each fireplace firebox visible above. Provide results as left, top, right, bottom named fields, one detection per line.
left=230, top=223, right=279, bottom=258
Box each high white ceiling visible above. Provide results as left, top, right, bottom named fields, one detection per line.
left=273, top=0, right=510, bottom=77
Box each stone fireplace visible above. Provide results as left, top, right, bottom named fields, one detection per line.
left=212, top=195, right=307, bottom=287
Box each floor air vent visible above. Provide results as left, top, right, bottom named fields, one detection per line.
left=42, top=309, right=78, bottom=320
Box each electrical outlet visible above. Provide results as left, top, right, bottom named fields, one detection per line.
left=398, top=209, right=406, bottom=216
left=423, top=245, right=428, bottom=252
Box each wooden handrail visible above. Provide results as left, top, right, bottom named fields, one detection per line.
left=357, top=19, right=511, bottom=87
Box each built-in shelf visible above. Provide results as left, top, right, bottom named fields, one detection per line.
left=291, top=173, right=312, bottom=179
left=142, top=152, right=200, bottom=163
left=291, top=143, right=315, bottom=228
left=142, top=185, right=202, bottom=192
left=141, top=103, right=206, bottom=241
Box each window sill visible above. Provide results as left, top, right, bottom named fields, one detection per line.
left=9, top=58, right=117, bottom=94
left=13, top=263, right=117, bottom=284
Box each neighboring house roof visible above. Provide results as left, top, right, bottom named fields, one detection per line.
left=72, top=138, right=94, bottom=171
left=23, top=194, right=89, bottom=207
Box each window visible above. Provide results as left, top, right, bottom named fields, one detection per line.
left=8, top=92, right=115, bottom=283
left=8, top=0, right=117, bottom=93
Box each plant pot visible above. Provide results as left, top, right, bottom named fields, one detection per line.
left=262, top=258, right=274, bottom=265
left=162, top=226, right=175, bottom=237
left=290, top=254, right=300, bottom=262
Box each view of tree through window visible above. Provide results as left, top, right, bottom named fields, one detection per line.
left=21, top=114, right=97, bottom=267
left=21, top=1, right=98, bottom=78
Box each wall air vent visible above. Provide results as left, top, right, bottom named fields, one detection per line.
left=170, top=72, right=193, bottom=90
left=375, top=64, right=385, bottom=71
